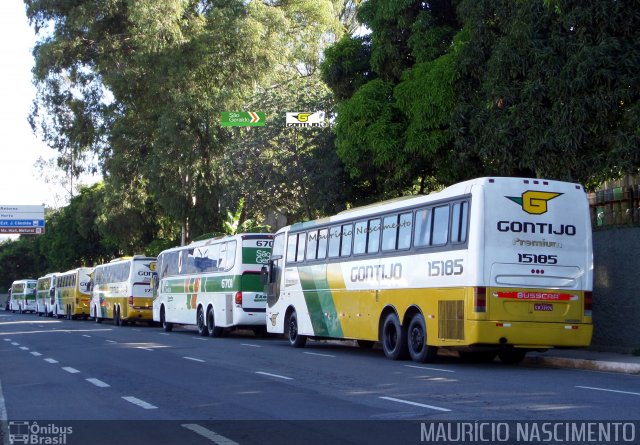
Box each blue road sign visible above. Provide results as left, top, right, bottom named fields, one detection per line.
left=0, top=219, right=45, bottom=227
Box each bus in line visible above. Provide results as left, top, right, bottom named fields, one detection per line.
left=54, top=268, right=93, bottom=319
left=152, top=234, right=273, bottom=336
left=91, top=256, right=157, bottom=326
left=36, top=272, right=58, bottom=317
left=263, top=177, right=593, bottom=364
left=9, top=279, right=37, bottom=313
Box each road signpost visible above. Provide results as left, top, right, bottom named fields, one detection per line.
left=0, top=205, right=45, bottom=235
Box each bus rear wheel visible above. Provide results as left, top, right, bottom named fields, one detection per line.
left=197, top=307, right=209, bottom=336
left=407, top=314, right=438, bottom=363
left=287, top=311, right=306, bottom=348
left=381, top=312, right=408, bottom=360
left=206, top=308, right=224, bottom=337
left=498, top=348, right=527, bottom=364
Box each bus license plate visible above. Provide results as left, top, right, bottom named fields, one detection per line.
left=534, top=303, right=553, bottom=311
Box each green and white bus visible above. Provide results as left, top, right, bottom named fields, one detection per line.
left=10, top=279, right=37, bottom=313
left=264, top=177, right=593, bottom=363
left=153, top=234, right=273, bottom=336
left=91, top=256, right=157, bottom=326
left=36, top=272, right=58, bottom=317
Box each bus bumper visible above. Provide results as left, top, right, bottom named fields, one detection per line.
left=124, top=308, right=152, bottom=321
left=464, top=320, right=593, bottom=348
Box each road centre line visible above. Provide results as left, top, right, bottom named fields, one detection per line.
left=122, top=396, right=157, bottom=410
left=137, top=347, right=154, bottom=351
left=255, top=371, right=293, bottom=380
left=19, top=346, right=29, bottom=350
left=82, top=335, right=91, bottom=338
left=240, top=343, right=261, bottom=348
left=3, top=338, right=10, bottom=341
left=62, top=367, right=80, bottom=374
left=10, top=342, right=19, bottom=346
left=106, top=340, right=117, bottom=343
left=379, top=396, right=451, bottom=412
left=86, top=378, right=110, bottom=388
left=30, top=352, right=42, bottom=357
left=192, top=337, right=208, bottom=341
left=405, top=365, right=456, bottom=373
left=182, top=424, right=239, bottom=445
left=44, top=358, right=58, bottom=364
left=576, top=386, right=640, bottom=396
left=303, top=351, right=336, bottom=358
left=183, top=357, right=205, bottom=363
left=0, top=328, right=113, bottom=335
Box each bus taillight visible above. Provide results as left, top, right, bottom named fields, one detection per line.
left=474, top=287, right=487, bottom=312
left=584, top=291, right=592, bottom=317
left=235, top=291, right=242, bottom=306
left=128, top=296, right=134, bottom=306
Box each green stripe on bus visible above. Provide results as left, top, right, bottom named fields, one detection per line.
left=299, top=264, right=343, bottom=338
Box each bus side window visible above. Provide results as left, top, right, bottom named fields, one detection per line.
left=317, top=229, right=328, bottom=260
left=353, top=220, right=367, bottom=255
left=328, top=226, right=342, bottom=258
left=367, top=218, right=381, bottom=254
left=287, top=234, right=298, bottom=262
left=296, top=234, right=306, bottom=262
left=432, top=205, right=450, bottom=245
left=414, top=208, right=433, bottom=247
left=306, top=230, right=319, bottom=261
left=382, top=215, right=398, bottom=251
left=341, top=224, right=353, bottom=257
left=398, top=212, right=412, bottom=249
left=451, top=201, right=469, bottom=243
left=225, top=241, right=237, bottom=270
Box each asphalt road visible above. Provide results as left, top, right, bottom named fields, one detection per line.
left=1, top=311, right=639, bottom=445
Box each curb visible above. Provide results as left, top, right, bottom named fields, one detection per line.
left=526, top=355, right=640, bottom=375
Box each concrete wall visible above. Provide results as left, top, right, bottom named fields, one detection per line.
left=592, top=226, right=640, bottom=352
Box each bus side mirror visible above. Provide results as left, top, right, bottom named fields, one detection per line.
left=260, top=266, right=269, bottom=285
left=151, top=272, right=159, bottom=291
left=49, top=288, right=55, bottom=298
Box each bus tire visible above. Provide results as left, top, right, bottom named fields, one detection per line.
left=356, top=340, right=375, bottom=349
left=407, top=314, right=438, bottom=363
left=498, top=348, right=527, bottom=364
left=197, top=306, right=209, bottom=336
left=287, top=311, right=306, bottom=348
left=206, top=307, right=223, bottom=337
left=114, top=306, right=120, bottom=326
left=160, top=307, right=173, bottom=332
left=381, top=312, right=409, bottom=360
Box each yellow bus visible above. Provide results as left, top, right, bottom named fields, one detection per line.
left=91, top=256, right=157, bottom=326
left=264, top=177, right=593, bottom=364
left=54, top=268, right=93, bottom=320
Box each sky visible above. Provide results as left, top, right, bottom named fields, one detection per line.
left=0, top=1, right=99, bottom=240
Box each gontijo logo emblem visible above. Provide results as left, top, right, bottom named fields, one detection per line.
left=506, top=191, right=562, bottom=215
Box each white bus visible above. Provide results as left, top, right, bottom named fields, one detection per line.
left=264, top=177, right=593, bottom=363
left=9, top=279, right=37, bottom=313
left=36, top=273, right=58, bottom=316
left=91, top=256, right=157, bottom=326
left=153, top=234, right=273, bottom=336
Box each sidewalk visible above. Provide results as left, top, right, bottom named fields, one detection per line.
left=526, top=349, right=640, bottom=375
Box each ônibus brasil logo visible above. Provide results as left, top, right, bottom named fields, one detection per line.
left=506, top=191, right=562, bottom=215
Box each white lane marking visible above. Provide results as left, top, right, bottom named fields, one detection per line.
left=3, top=339, right=10, bottom=342
left=182, top=423, right=239, bottom=445
left=62, top=367, right=80, bottom=374
left=86, top=378, right=110, bottom=388
left=192, top=337, right=208, bottom=341
left=255, top=371, right=293, bottom=380
left=82, top=335, right=92, bottom=338
left=0, top=328, right=112, bottom=335
left=10, top=342, right=19, bottom=346
left=183, top=357, right=205, bottom=363
left=30, top=352, right=42, bottom=357
left=240, top=343, right=261, bottom=348
left=137, top=347, right=154, bottom=351
left=122, top=396, right=157, bottom=410
left=405, top=365, right=456, bottom=373
left=106, top=340, right=117, bottom=343
left=19, top=346, right=29, bottom=351
left=576, top=386, right=640, bottom=396
left=158, top=333, right=170, bottom=336
left=379, top=396, right=451, bottom=412
left=44, top=358, right=59, bottom=364
left=132, top=329, right=141, bottom=332
left=303, top=351, right=336, bottom=358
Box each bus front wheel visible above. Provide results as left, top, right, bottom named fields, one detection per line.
left=381, top=312, right=408, bottom=360
left=197, top=307, right=209, bottom=336
left=287, top=311, right=306, bottom=348
left=161, top=307, right=173, bottom=332
left=498, top=348, right=527, bottom=364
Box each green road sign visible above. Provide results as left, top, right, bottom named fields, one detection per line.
left=221, top=112, right=265, bottom=127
